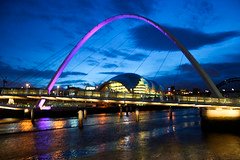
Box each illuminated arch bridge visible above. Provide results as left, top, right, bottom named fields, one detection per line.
left=38, top=14, right=223, bottom=107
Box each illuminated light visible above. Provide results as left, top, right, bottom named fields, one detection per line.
left=203, top=108, right=240, bottom=120
left=8, top=98, right=14, bottom=104
left=25, top=83, right=30, bottom=88
left=0, top=105, right=23, bottom=110
left=56, top=97, right=71, bottom=101
left=222, top=89, right=225, bottom=92
left=24, top=109, right=30, bottom=113
left=19, top=121, right=33, bottom=131
left=232, top=88, right=234, bottom=91
left=37, top=99, right=46, bottom=108
left=52, top=120, right=65, bottom=129
left=40, top=105, right=51, bottom=110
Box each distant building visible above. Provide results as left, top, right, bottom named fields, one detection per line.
left=0, top=87, right=48, bottom=95
left=98, top=73, right=163, bottom=94
left=217, top=77, right=240, bottom=98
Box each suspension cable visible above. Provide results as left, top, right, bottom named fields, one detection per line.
left=153, top=49, right=171, bottom=81
left=173, top=54, right=184, bottom=87
left=134, top=49, right=153, bottom=73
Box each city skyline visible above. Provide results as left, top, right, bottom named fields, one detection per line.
left=0, top=0, right=240, bottom=90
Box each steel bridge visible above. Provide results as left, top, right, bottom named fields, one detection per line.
left=1, top=14, right=240, bottom=121
left=1, top=91, right=240, bottom=110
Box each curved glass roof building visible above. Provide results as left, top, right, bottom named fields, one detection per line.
left=99, top=73, right=163, bottom=94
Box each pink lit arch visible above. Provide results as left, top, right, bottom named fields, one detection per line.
left=38, top=14, right=222, bottom=107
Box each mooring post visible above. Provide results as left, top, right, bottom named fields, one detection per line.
left=83, top=109, right=87, bottom=119
left=169, top=106, right=173, bottom=120
left=136, top=108, right=139, bottom=122
left=119, top=104, right=123, bottom=117
left=199, top=107, right=202, bottom=117
left=31, top=109, right=34, bottom=123
left=78, top=110, right=83, bottom=129
left=126, top=105, right=129, bottom=116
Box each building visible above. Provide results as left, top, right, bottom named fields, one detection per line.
left=98, top=73, right=163, bottom=95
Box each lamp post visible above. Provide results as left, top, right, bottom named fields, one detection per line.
left=26, top=83, right=30, bottom=94
left=57, top=85, right=60, bottom=96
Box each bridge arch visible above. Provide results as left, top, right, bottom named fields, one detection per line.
left=47, top=14, right=222, bottom=98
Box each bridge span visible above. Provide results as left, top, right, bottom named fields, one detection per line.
left=1, top=91, right=240, bottom=124
left=1, top=91, right=240, bottom=109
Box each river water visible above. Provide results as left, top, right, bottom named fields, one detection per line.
left=0, top=108, right=239, bottom=159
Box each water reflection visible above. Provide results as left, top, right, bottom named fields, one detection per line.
left=19, top=121, right=33, bottom=131
left=1, top=109, right=239, bottom=159
left=0, top=109, right=197, bottom=134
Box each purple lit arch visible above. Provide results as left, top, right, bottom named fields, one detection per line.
left=40, top=14, right=222, bottom=107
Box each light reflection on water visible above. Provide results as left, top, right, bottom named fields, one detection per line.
left=29, top=120, right=200, bottom=159
left=0, top=109, right=239, bottom=159
left=0, top=109, right=197, bottom=134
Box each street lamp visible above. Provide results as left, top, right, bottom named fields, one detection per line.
left=57, top=85, right=60, bottom=96
left=25, top=83, right=30, bottom=94
left=26, top=83, right=30, bottom=88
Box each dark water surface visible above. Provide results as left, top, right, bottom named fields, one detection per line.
left=0, top=109, right=239, bottom=159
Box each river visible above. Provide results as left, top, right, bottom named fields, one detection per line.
left=0, top=108, right=239, bottom=159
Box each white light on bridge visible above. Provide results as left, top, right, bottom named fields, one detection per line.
left=24, top=109, right=30, bottom=113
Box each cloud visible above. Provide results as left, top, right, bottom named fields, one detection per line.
left=62, top=71, right=87, bottom=77
left=86, top=59, right=99, bottom=66
left=182, top=0, right=216, bottom=29
left=127, top=53, right=147, bottom=61
left=41, top=42, right=56, bottom=52
left=56, top=79, right=86, bottom=85
left=223, top=52, right=240, bottom=62
left=176, top=62, right=240, bottom=79
left=110, top=0, right=157, bottom=14
left=130, top=24, right=240, bottom=51
left=102, top=63, right=118, bottom=69
left=153, top=62, right=240, bottom=90
left=0, top=60, right=87, bottom=87
left=100, top=49, right=129, bottom=58
left=98, top=71, right=125, bottom=75
left=49, top=26, right=75, bottom=39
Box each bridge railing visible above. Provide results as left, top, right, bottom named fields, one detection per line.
left=1, top=89, right=240, bottom=107
left=178, top=96, right=240, bottom=106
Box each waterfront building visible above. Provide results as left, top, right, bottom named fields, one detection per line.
left=98, top=73, right=163, bottom=95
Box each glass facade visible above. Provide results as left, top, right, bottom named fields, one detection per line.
left=99, top=73, right=162, bottom=94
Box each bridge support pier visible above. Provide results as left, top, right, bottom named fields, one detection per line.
left=126, top=105, right=129, bottom=116
left=31, top=109, right=34, bottom=123
left=135, top=108, right=139, bottom=122
left=119, top=104, right=123, bottom=117
left=169, top=107, right=173, bottom=120
left=83, top=109, right=87, bottom=119
left=78, top=110, right=83, bottom=129
left=199, top=107, right=202, bottom=117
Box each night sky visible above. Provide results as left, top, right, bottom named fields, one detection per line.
left=0, top=0, right=240, bottom=90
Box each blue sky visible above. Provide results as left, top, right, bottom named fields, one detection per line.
left=0, top=0, right=240, bottom=90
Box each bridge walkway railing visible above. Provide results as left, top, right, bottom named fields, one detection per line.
left=1, top=89, right=240, bottom=107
